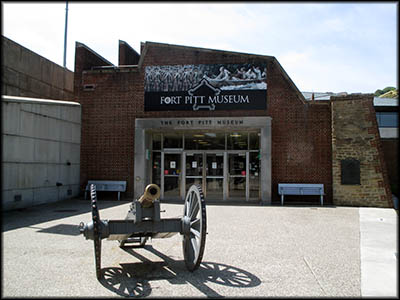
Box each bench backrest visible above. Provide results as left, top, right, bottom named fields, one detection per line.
left=86, top=180, right=127, bottom=192
left=278, top=183, right=324, bottom=195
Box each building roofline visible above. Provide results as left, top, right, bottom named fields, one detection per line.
left=272, top=57, right=306, bottom=103
left=137, top=41, right=306, bottom=103
left=143, top=41, right=276, bottom=59
left=2, top=35, right=74, bottom=73
left=138, top=40, right=277, bottom=69
left=2, top=95, right=81, bottom=106
left=119, top=39, right=140, bottom=57
left=75, top=41, right=114, bottom=67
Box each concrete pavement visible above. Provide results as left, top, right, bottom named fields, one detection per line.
left=2, top=198, right=398, bottom=297
left=359, top=207, right=398, bottom=297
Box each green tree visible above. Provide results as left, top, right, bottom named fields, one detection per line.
left=374, top=86, right=396, bottom=97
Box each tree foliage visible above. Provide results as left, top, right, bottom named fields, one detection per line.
left=374, top=86, right=396, bottom=97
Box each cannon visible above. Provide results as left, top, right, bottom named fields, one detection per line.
left=79, top=183, right=207, bottom=279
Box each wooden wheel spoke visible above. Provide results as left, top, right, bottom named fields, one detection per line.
left=190, top=227, right=201, bottom=239
left=189, top=199, right=199, bottom=220
left=190, top=218, right=200, bottom=226
left=190, top=236, right=199, bottom=259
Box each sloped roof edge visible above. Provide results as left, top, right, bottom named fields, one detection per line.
left=75, top=41, right=114, bottom=66
left=137, top=41, right=305, bottom=103
left=138, top=41, right=275, bottom=69
left=119, top=39, right=140, bottom=57
left=143, top=41, right=276, bottom=59
left=272, top=57, right=306, bottom=103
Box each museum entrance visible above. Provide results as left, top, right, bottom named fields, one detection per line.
left=185, top=152, right=224, bottom=200
left=154, top=150, right=259, bottom=202
left=150, top=129, right=261, bottom=202
left=135, top=117, right=271, bottom=204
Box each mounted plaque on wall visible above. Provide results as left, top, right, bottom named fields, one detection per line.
left=341, top=158, right=360, bottom=185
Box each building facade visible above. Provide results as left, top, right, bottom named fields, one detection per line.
left=302, top=92, right=398, bottom=200
left=2, top=96, right=81, bottom=211
left=74, top=40, right=393, bottom=207
left=2, top=36, right=80, bottom=211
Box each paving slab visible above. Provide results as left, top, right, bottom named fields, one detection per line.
left=359, top=207, right=398, bottom=297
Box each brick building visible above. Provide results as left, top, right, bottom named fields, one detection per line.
left=74, top=40, right=393, bottom=207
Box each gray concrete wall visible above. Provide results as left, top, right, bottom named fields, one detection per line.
left=2, top=95, right=81, bottom=211
left=2, top=36, right=74, bottom=100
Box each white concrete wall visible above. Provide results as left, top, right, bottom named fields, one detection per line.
left=2, top=95, right=81, bottom=211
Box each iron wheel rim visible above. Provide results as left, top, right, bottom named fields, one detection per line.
left=182, top=184, right=207, bottom=271
left=91, top=184, right=102, bottom=279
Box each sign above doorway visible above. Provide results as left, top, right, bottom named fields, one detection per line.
left=144, top=62, right=267, bottom=111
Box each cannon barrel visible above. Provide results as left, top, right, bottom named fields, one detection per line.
left=138, top=184, right=161, bottom=208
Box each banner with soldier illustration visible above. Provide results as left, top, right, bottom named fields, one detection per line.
left=144, top=63, right=267, bottom=111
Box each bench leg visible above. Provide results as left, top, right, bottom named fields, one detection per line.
left=118, top=192, right=120, bottom=201
left=84, top=191, right=87, bottom=200
left=320, top=195, right=323, bottom=206
left=281, top=194, right=284, bottom=206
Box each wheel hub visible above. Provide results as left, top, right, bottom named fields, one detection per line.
left=181, top=215, right=191, bottom=236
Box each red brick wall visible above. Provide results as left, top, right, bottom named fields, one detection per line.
left=75, top=42, right=333, bottom=203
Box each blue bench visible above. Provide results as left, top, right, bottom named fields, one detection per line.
left=85, top=180, right=127, bottom=201
left=278, top=183, right=324, bottom=206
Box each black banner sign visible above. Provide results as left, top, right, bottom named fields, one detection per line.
left=144, top=63, right=267, bottom=111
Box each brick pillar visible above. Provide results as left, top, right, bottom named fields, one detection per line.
left=331, top=94, right=392, bottom=207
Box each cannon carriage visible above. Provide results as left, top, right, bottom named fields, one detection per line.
left=79, top=183, right=207, bottom=279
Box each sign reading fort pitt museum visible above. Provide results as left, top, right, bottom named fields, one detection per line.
left=144, top=63, right=267, bottom=111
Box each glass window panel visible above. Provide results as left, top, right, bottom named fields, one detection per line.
left=228, top=153, right=246, bottom=176
left=227, top=132, right=248, bottom=150
left=185, top=132, right=225, bottom=150
left=186, top=153, right=203, bottom=176
left=206, top=178, right=223, bottom=199
left=206, top=154, right=224, bottom=177
left=163, top=132, right=183, bottom=149
left=249, top=132, right=260, bottom=150
left=249, top=152, right=260, bottom=199
left=151, top=152, right=161, bottom=186
left=377, top=112, right=398, bottom=128
left=152, top=133, right=161, bottom=150
left=164, top=153, right=181, bottom=198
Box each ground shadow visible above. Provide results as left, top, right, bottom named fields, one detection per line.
left=2, top=197, right=130, bottom=232
left=98, top=245, right=261, bottom=298
left=98, top=267, right=153, bottom=297
left=30, top=223, right=81, bottom=236
left=162, top=198, right=337, bottom=208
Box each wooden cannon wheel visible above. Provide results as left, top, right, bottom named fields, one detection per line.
left=182, top=184, right=207, bottom=272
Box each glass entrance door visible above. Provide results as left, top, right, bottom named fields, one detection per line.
left=185, top=153, right=203, bottom=193
left=228, top=153, right=246, bottom=199
left=163, top=153, right=181, bottom=199
left=249, top=152, right=260, bottom=199
left=206, top=153, right=224, bottom=200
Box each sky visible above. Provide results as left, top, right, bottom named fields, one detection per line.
left=1, top=2, right=398, bottom=94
